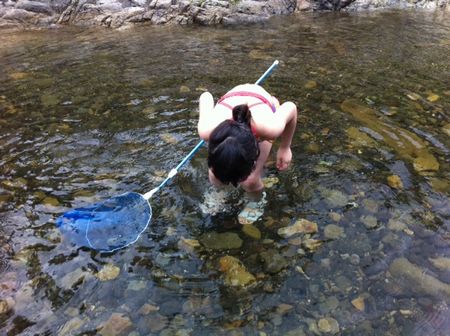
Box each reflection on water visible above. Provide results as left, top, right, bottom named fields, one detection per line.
left=1, top=9, right=450, bottom=335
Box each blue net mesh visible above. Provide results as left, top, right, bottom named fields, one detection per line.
left=56, top=192, right=152, bottom=252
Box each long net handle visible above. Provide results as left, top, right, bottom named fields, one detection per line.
left=143, top=60, right=280, bottom=200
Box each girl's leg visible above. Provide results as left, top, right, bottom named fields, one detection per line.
left=239, top=140, right=273, bottom=194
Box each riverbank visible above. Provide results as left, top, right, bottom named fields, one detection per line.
left=0, top=0, right=448, bottom=29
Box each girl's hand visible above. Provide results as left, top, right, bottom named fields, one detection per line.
left=276, top=147, right=292, bottom=171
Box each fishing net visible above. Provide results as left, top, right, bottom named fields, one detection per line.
left=56, top=192, right=152, bottom=252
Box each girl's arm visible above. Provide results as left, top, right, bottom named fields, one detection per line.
left=197, top=92, right=228, bottom=140
left=252, top=101, right=298, bottom=170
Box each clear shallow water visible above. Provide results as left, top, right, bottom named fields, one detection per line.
left=0, top=9, right=449, bottom=335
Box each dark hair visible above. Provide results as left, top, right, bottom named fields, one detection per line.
left=208, top=104, right=259, bottom=187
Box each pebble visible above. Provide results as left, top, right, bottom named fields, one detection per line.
left=361, top=215, right=378, bottom=229
left=387, top=175, right=403, bottom=189
left=199, top=232, right=243, bottom=250
left=277, top=218, right=318, bottom=238
left=98, top=313, right=133, bottom=336
left=323, top=224, right=345, bottom=240
left=96, top=264, right=121, bottom=281
left=304, top=80, right=317, bottom=89
left=318, top=317, right=339, bottom=334
left=179, top=85, right=190, bottom=93
left=242, top=224, right=261, bottom=240
left=351, top=296, right=365, bottom=311
left=328, top=212, right=342, bottom=222
left=0, top=297, right=14, bottom=315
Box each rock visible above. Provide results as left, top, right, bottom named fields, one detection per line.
left=259, top=250, right=288, bottom=274
left=328, top=212, right=342, bottom=222
left=98, top=313, right=133, bottom=336
left=303, top=238, right=322, bottom=252
left=351, top=296, right=365, bottom=311
left=145, top=313, right=168, bottom=333
left=262, top=176, right=279, bottom=188
left=179, top=85, right=190, bottom=93
left=346, top=127, right=377, bottom=147
left=160, top=133, right=178, bottom=144
left=277, top=218, right=318, bottom=238
left=429, top=257, right=450, bottom=271
left=387, top=175, right=403, bottom=189
left=219, top=255, right=256, bottom=287
left=427, top=93, right=440, bottom=102
left=58, top=317, right=86, bottom=336
left=42, top=196, right=60, bottom=206
left=139, top=303, right=159, bottom=315
left=127, top=280, right=147, bottom=291
left=323, top=224, right=345, bottom=240
left=199, top=232, right=243, bottom=250
left=276, top=303, right=294, bottom=315
left=361, top=215, right=378, bottom=229
left=389, top=258, right=450, bottom=298
left=318, top=317, right=339, bottom=334
left=319, top=187, right=349, bottom=208
left=60, top=268, right=93, bottom=289
left=406, top=92, right=421, bottom=101
left=304, top=80, right=317, bottom=89
left=242, top=224, right=261, bottom=240
left=413, top=152, right=440, bottom=173
left=96, top=264, right=120, bottom=281
left=442, top=123, right=450, bottom=137
left=0, top=297, right=14, bottom=315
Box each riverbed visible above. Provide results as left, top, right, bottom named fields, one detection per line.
left=0, top=9, right=449, bottom=335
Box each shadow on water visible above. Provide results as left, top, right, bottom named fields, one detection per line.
left=0, top=9, right=450, bottom=335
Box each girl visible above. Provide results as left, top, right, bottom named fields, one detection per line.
left=198, top=83, right=298, bottom=195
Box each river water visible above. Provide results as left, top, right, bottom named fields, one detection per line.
left=0, top=9, right=449, bottom=336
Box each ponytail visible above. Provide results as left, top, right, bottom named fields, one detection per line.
left=232, top=104, right=252, bottom=127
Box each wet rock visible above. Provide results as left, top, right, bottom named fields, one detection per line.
left=98, top=313, right=133, bottom=336
left=58, top=317, right=86, bottom=335
left=2, top=178, right=27, bottom=190
left=262, top=176, right=279, bottom=188
left=242, top=224, right=261, bottom=240
left=442, top=123, right=450, bottom=137
left=387, top=175, right=403, bottom=189
left=0, top=297, right=14, bottom=315
left=127, top=280, right=147, bottom=291
left=389, top=258, right=450, bottom=298
left=318, top=317, right=339, bottom=334
left=138, top=303, right=159, bottom=315
left=361, top=215, right=378, bottom=229
left=160, top=133, right=178, bottom=144
left=346, top=127, right=377, bottom=147
left=328, top=212, right=342, bottom=222
left=219, top=255, right=256, bottom=287
left=60, top=268, right=93, bottom=289
left=259, top=250, right=288, bottom=274
left=277, top=218, right=318, bottom=238
left=304, top=80, right=317, bottom=89
left=179, top=85, right=190, bottom=93
left=413, top=153, right=440, bottom=173
left=351, top=296, right=365, bottom=311
left=199, top=232, right=243, bottom=250
left=319, top=296, right=339, bottom=314
left=429, top=257, right=450, bottom=271
left=303, top=238, right=322, bottom=252
left=324, top=224, right=345, bottom=240
left=319, top=187, right=349, bottom=208
left=341, top=99, right=440, bottom=173
left=429, top=177, right=449, bottom=193
left=96, top=264, right=121, bottom=281
left=42, top=196, right=60, bottom=206
left=277, top=303, right=294, bottom=315
left=427, top=93, right=440, bottom=102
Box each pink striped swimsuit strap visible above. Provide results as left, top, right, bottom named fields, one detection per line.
left=217, top=91, right=276, bottom=112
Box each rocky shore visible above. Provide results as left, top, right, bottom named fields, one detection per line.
left=0, top=0, right=448, bottom=29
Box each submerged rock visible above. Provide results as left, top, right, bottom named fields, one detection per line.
left=219, top=255, right=255, bottom=287
left=389, top=258, right=450, bottom=299
left=387, top=175, right=403, bottom=189
left=318, top=317, right=340, bottom=334
left=98, top=313, right=133, bottom=336
left=429, top=257, right=450, bottom=271
left=259, top=249, right=288, bottom=274
left=199, top=232, right=243, bottom=250
left=95, top=264, right=120, bottom=281
left=277, top=218, right=318, bottom=238
left=242, top=224, right=262, bottom=240
left=341, top=99, right=440, bottom=173
left=324, top=224, right=345, bottom=240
